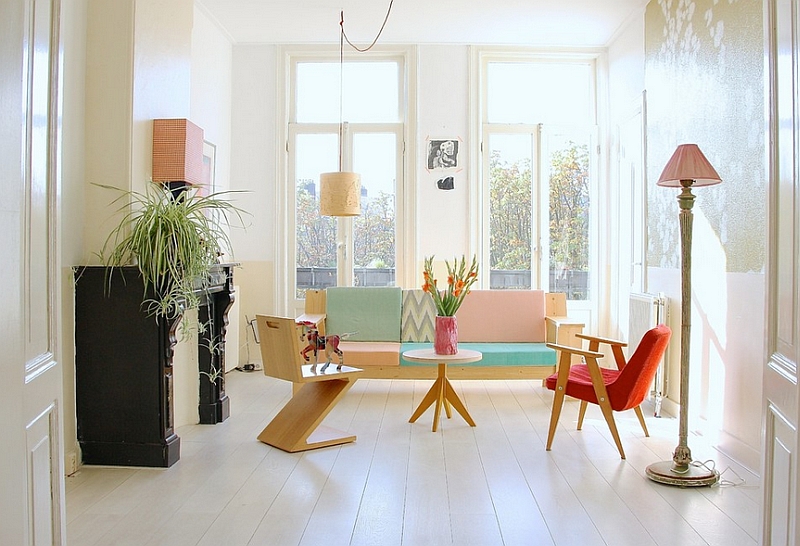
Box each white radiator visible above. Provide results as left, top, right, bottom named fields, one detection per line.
left=628, top=292, right=669, bottom=416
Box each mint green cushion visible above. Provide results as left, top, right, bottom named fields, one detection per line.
left=399, top=342, right=556, bottom=366
left=326, top=287, right=402, bottom=342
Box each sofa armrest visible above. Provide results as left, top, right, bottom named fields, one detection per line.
left=545, top=316, right=585, bottom=364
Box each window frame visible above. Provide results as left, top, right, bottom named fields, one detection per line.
left=471, top=47, right=604, bottom=326
left=277, top=45, right=417, bottom=316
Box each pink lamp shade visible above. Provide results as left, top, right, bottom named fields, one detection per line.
left=152, top=118, right=205, bottom=186
left=657, top=144, right=722, bottom=187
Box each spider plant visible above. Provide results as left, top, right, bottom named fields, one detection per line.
left=96, top=182, right=247, bottom=320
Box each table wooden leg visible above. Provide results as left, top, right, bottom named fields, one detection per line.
left=409, top=362, right=475, bottom=431
left=432, top=376, right=446, bottom=432
left=409, top=376, right=443, bottom=424
left=443, top=377, right=475, bottom=427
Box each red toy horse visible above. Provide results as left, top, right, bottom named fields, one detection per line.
left=298, top=322, right=355, bottom=372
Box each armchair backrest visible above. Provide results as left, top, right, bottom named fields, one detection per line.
left=255, top=315, right=304, bottom=383
left=607, top=324, right=672, bottom=411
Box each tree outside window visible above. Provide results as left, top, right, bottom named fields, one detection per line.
left=489, top=141, right=589, bottom=299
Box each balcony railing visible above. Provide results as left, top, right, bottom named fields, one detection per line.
left=297, top=267, right=588, bottom=300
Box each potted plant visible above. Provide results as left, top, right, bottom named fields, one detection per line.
left=73, top=182, right=248, bottom=467
left=422, top=255, right=479, bottom=354
left=96, top=182, right=247, bottom=322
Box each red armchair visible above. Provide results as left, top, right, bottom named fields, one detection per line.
left=544, top=324, right=672, bottom=459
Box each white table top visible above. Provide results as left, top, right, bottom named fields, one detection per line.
left=402, top=348, right=482, bottom=365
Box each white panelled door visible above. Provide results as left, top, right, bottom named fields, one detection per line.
left=763, top=0, right=799, bottom=544
left=1, top=0, right=66, bottom=544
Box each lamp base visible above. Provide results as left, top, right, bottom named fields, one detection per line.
left=645, top=460, right=719, bottom=487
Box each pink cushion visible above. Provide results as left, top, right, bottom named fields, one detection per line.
left=337, top=341, right=400, bottom=367
left=456, top=290, right=546, bottom=342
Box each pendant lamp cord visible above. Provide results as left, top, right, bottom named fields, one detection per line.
left=340, top=0, right=394, bottom=53
left=336, top=0, right=394, bottom=170
left=338, top=13, right=345, bottom=171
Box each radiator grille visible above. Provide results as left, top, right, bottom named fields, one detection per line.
left=628, top=292, right=669, bottom=416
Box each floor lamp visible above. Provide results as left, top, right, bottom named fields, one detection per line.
left=645, top=144, right=721, bottom=487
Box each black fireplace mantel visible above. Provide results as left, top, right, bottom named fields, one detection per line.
left=74, top=263, right=237, bottom=467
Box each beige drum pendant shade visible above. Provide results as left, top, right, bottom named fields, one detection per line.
left=320, top=172, right=361, bottom=216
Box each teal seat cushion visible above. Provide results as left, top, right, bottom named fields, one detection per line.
left=326, top=287, right=402, bottom=342
left=399, top=342, right=556, bottom=366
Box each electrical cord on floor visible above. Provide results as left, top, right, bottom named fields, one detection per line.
left=232, top=315, right=262, bottom=373
left=690, top=459, right=751, bottom=488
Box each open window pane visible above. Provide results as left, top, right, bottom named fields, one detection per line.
left=489, top=133, right=534, bottom=289
left=353, top=132, right=397, bottom=286
left=295, top=133, right=338, bottom=297
left=545, top=130, right=591, bottom=300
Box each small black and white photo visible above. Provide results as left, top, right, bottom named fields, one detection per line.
left=427, top=139, right=459, bottom=170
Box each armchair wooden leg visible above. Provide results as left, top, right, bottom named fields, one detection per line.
left=577, top=401, right=588, bottom=430
left=633, top=405, right=649, bottom=437
left=546, top=350, right=573, bottom=451
left=546, top=387, right=566, bottom=451
left=584, top=354, right=626, bottom=459
left=257, top=378, right=357, bottom=452
left=597, top=398, right=626, bottom=459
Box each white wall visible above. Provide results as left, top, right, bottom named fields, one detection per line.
left=608, top=11, right=646, bottom=126
left=416, top=45, right=472, bottom=263
left=605, top=10, right=646, bottom=340
left=79, top=0, right=198, bottom=433
left=60, top=0, right=89, bottom=473
left=228, top=45, right=277, bottom=363
left=191, top=4, right=233, bottom=192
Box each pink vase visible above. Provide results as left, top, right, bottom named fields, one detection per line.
left=434, top=315, right=458, bottom=355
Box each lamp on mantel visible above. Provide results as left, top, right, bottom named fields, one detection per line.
left=152, top=118, right=204, bottom=197
left=645, top=143, right=721, bottom=487
left=318, top=1, right=393, bottom=217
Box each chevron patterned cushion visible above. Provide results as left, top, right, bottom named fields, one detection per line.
left=401, top=289, right=436, bottom=342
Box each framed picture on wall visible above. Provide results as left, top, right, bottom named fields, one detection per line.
left=202, top=140, right=216, bottom=195
left=426, top=138, right=460, bottom=170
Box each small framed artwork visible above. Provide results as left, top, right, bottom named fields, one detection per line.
left=202, top=140, right=216, bottom=195
left=427, top=138, right=460, bottom=171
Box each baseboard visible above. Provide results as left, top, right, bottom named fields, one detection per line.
left=659, top=397, right=679, bottom=418
left=649, top=397, right=760, bottom=475
left=715, top=429, right=761, bottom=476
left=65, top=450, right=79, bottom=476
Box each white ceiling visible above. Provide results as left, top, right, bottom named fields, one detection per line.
left=196, top=0, right=648, bottom=47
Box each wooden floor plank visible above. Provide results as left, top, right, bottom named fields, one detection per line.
left=65, top=373, right=763, bottom=546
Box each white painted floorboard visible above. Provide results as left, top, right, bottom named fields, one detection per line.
left=66, top=371, right=761, bottom=546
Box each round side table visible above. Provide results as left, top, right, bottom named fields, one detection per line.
left=403, top=348, right=482, bottom=432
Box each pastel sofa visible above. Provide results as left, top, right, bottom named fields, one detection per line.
left=315, top=286, right=566, bottom=380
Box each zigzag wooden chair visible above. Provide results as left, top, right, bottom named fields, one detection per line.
left=544, top=324, right=672, bottom=459
left=255, top=314, right=362, bottom=452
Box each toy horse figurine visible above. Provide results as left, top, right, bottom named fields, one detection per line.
left=298, top=321, right=355, bottom=372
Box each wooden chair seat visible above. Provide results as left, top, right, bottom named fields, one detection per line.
left=255, top=315, right=363, bottom=452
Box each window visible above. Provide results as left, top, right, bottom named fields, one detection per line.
left=479, top=54, right=597, bottom=301
left=282, top=48, right=412, bottom=312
